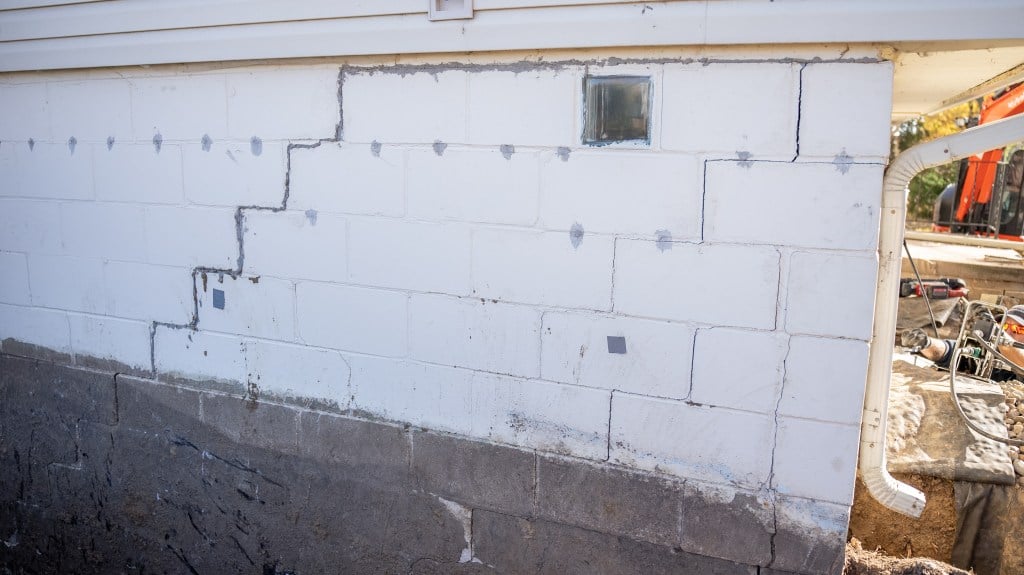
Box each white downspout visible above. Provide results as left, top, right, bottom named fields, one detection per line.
left=861, top=114, right=1024, bottom=518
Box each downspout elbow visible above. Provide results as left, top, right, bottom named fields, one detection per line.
left=862, top=115, right=1024, bottom=518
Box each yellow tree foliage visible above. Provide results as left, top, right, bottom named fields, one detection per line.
left=896, top=101, right=979, bottom=220
left=920, top=101, right=977, bottom=141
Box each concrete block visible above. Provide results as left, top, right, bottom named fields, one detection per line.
left=131, top=74, right=228, bottom=141
left=614, top=240, right=780, bottom=328
left=772, top=418, right=860, bottom=505
left=0, top=251, right=30, bottom=305
left=467, top=69, right=575, bottom=146
left=245, top=339, right=350, bottom=410
left=59, top=201, right=147, bottom=262
left=197, top=388, right=301, bottom=453
left=27, top=254, right=106, bottom=314
left=541, top=312, right=694, bottom=399
left=539, top=151, right=702, bottom=237
left=0, top=356, right=79, bottom=505
left=0, top=354, right=117, bottom=427
left=411, top=431, right=536, bottom=516
left=779, top=336, right=868, bottom=425
left=772, top=495, right=849, bottom=575
left=610, top=393, right=773, bottom=488
left=298, top=411, right=412, bottom=486
left=537, top=456, right=682, bottom=546
left=288, top=142, right=405, bottom=217
left=785, top=251, right=877, bottom=340
left=226, top=67, right=339, bottom=140
left=473, top=374, right=611, bottom=460
left=296, top=282, right=407, bottom=357
left=690, top=327, right=788, bottom=413
left=116, top=373, right=204, bottom=432
left=0, top=199, right=63, bottom=254
left=349, top=219, right=471, bottom=295
left=154, top=325, right=247, bottom=387
left=14, top=142, right=93, bottom=200
left=0, top=83, right=50, bottom=141
left=103, top=261, right=193, bottom=324
left=473, top=510, right=758, bottom=575
left=662, top=63, right=799, bottom=156
left=349, top=356, right=473, bottom=435
left=95, top=143, right=184, bottom=204
left=182, top=140, right=286, bottom=207
left=407, top=148, right=540, bottom=226
left=68, top=313, right=152, bottom=373
left=472, top=228, right=614, bottom=310
left=409, top=294, right=540, bottom=377
left=680, top=480, right=774, bottom=567
left=197, top=274, right=296, bottom=342
left=0, top=303, right=71, bottom=356
left=342, top=69, right=467, bottom=144
left=48, top=79, right=133, bottom=143
left=704, top=161, right=882, bottom=250
left=243, top=209, right=347, bottom=282
left=144, top=205, right=238, bottom=269
left=799, top=62, right=894, bottom=159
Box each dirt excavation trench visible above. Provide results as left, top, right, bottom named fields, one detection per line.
left=846, top=342, right=1024, bottom=574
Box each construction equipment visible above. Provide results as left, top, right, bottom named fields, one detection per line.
left=933, top=83, right=1024, bottom=240
left=899, top=277, right=969, bottom=299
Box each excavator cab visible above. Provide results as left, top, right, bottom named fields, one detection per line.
left=1000, top=148, right=1024, bottom=236
left=934, top=148, right=1024, bottom=239
left=931, top=82, right=1024, bottom=239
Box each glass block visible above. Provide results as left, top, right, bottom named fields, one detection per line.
left=583, top=76, right=651, bottom=145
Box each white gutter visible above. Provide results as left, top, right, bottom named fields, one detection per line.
left=862, top=114, right=1024, bottom=518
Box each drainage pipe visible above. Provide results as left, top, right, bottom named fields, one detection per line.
left=861, top=114, right=1024, bottom=518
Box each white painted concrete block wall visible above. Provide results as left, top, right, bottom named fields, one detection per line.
left=0, top=58, right=894, bottom=539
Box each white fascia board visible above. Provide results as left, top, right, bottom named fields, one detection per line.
left=705, top=0, right=1024, bottom=44
left=1, top=0, right=1023, bottom=72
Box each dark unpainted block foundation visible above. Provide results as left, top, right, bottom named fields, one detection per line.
left=0, top=352, right=842, bottom=574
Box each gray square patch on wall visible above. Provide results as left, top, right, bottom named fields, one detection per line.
left=607, top=336, right=627, bottom=354
left=212, top=289, right=225, bottom=310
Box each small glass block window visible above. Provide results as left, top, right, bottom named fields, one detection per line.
left=582, top=76, right=651, bottom=145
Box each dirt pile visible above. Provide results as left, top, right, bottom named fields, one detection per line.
left=845, top=539, right=971, bottom=575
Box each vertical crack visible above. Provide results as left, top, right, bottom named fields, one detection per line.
left=791, top=63, right=807, bottom=162
left=149, top=321, right=158, bottom=375
left=609, top=237, right=618, bottom=311
left=335, top=67, right=345, bottom=141
left=766, top=336, right=793, bottom=566
left=234, top=207, right=246, bottom=272
left=112, top=372, right=121, bottom=424
left=533, top=452, right=541, bottom=510
left=773, top=249, right=784, bottom=332
left=605, top=391, right=614, bottom=461
left=700, top=159, right=709, bottom=242
left=685, top=329, right=699, bottom=401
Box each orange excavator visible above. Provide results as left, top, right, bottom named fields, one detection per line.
left=933, top=82, right=1024, bottom=240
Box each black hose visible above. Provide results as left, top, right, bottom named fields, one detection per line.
left=903, top=239, right=940, bottom=338
left=948, top=333, right=1024, bottom=446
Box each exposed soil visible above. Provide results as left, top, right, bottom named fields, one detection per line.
left=849, top=474, right=959, bottom=562
left=845, top=539, right=971, bottom=575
